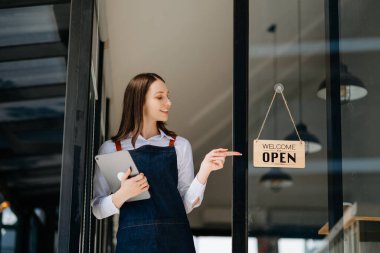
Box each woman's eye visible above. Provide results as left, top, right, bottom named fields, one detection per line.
left=156, top=96, right=163, bottom=100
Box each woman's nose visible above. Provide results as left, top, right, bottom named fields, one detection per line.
left=166, top=98, right=172, bottom=107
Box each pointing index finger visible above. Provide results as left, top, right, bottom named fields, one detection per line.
left=213, top=148, right=228, bottom=152
left=224, top=151, right=242, bottom=156
left=212, top=149, right=242, bottom=156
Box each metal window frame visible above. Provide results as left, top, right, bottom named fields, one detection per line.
left=325, top=0, right=344, bottom=250
left=232, top=0, right=249, bottom=252
left=57, top=0, right=94, bottom=252
left=325, top=0, right=343, bottom=228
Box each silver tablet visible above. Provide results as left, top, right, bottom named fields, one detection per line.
left=95, top=150, right=150, bottom=202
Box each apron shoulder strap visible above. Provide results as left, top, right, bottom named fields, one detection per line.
left=115, top=140, right=122, bottom=151
left=168, top=135, right=177, bottom=147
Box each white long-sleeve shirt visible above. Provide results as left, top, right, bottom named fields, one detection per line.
left=91, top=129, right=206, bottom=219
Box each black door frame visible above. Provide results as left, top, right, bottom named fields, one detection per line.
left=57, top=0, right=94, bottom=252
left=232, top=0, right=249, bottom=252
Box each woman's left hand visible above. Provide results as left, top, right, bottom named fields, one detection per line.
left=200, top=148, right=242, bottom=172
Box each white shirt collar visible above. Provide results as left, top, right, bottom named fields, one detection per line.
left=133, top=128, right=174, bottom=142
left=159, top=128, right=174, bottom=140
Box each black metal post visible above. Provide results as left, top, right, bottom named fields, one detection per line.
left=15, top=210, right=30, bottom=253
left=57, top=0, right=94, bottom=252
left=43, top=207, right=56, bottom=253
left=233, top=0, right=249, bottom=252
left=0, top=212, right=2, bottom=253
left=325, top=0, right=343, bottom=238
left=88, top=41, right=105, bottom=253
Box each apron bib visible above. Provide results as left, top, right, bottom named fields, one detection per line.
left=114, top=136, right=196, bottom=253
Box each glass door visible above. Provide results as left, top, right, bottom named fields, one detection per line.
left=340, top=0, right=380, bottom=252
left=238, top=0, right=380, bottom=252
left=248, top=0, right=329, bottom=252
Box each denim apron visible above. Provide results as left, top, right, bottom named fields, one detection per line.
left=114, top=136, right=196, bottom=253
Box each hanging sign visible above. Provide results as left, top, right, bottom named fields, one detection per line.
left=253, top=83, right=305, bottom=169
left=253, top=140, right=305, bottom=168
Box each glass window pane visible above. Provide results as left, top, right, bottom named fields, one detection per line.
left=0, top=5, right=66, bottom=47
left=1, top=228, right=16, bottom=253
left=248, top=0, right=328, bottom=250
left=0, top=57, right=67, bottom=89
left=341, top=0, right=380, bottom=251
left=0, top=97, right=65, bottom=122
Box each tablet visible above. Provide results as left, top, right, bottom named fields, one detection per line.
left=95, top=150, right=150, bottom=202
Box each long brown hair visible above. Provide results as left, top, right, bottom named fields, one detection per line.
left=111, top=73, right=176, bottom=147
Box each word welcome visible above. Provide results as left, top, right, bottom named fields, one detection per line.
left=262, top=143, right=296, bottom=151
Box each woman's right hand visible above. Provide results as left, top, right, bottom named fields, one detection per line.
left=111, top=168, right=149, bottom=208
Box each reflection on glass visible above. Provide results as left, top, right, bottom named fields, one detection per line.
left=0, top=57, right=67, bottom=89
left=1, top=229, right=16, bottom=252
left=260, top=168, right=293, bottom=192
left=0, top=97, right=65, bottom=122
left=2, top=207, right=17, bottom=226
left=0, top=5, right=62, bottom=47
left=317, top=64, right=368, bottom=102
left=340, top=0, right=380, bottom=251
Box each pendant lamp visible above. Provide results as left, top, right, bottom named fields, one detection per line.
left=285, top=123, right=321, bottom=153
left=0, top=201, right=11, bottom=212
left=260, top=168, right=293, bottom=192
left=0, top=193, right=10, bottom=213
left=317, top=63, right=368, bottom=102
left=285, top=0, right=322, bottom=154
left=260, top=24, right=294, bottom=192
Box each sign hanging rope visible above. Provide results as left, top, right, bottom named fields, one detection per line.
left=256, top=83, right=301, bottom=141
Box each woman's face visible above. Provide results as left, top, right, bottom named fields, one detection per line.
left=143, top=79, right=172, bottom=123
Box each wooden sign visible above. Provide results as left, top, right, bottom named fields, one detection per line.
left=253, top=140, right=305, bottom=168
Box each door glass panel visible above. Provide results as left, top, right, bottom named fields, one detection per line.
left=248, top=0, right=328, bottom=252
left=340, top=0, right=380, bottom=251
left=0, top=4, right=69, bottom=47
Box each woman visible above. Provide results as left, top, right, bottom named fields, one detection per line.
left=91, top=73, right=241, bottom=253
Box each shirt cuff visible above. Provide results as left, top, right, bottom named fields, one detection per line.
left=102, top=195, right=120, bottom=215
left=187, top=177, right=206, bottom=208
left=194, top=175, right=207, bottom=188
